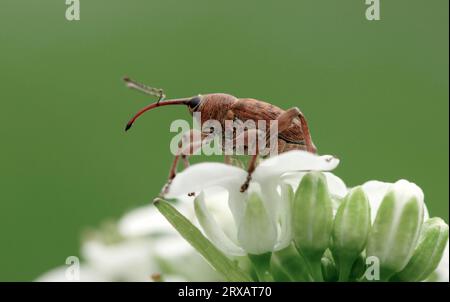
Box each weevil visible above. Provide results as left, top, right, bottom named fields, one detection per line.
left=123, top=77, right=317, bottom=194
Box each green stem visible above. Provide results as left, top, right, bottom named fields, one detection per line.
left=255, top=270, right=274, bottom=282
left=248, top=253, right=274, bottom=282
left=270, top=261, right=296, bottom=282
left=154, top=198, right=252, bottom=282
left=338, top=258, right=353, bottom=282
left=295, top=248, right=324, bottom=282
left=308, top=259, right=324, bottom=282
left=273, top=245, right=313, bottom=281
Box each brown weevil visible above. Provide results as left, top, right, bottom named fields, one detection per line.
left=123, top=77, right=317, bottom=194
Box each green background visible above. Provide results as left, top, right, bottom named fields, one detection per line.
left=0, top=0, right=448, bottom=281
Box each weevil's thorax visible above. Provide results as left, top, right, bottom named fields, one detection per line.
left=193, top=93, right=238, bottom=125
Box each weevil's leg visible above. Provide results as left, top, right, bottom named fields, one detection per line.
left=162, top=140, right=204, bottom=195
left=232, top=128, right=265, bottom=192
left=161, top=129, right=205, bottom=195
left=180, top=132, right=195, bottom=168
left=163, top=155, right=182, bottom=196
left=240, top=108, right=314, bottom=192
left=270, top=107, right=316, bottom=154
left=239, top=108, right=317, bottom=192
left=174, top=129, right=206, bottom=172
left=181, top=154, right=190, bottom=168
left=271, top=107, right=302, bottom=134
left=241, top=153, right=258, bottom=192
left=178, top=129, right=210, bottom=169
left=277, top=138, right=287, bottom=154
left=297, top=112, right=317, bottom=153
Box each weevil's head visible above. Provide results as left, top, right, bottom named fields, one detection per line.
left=186, top=95, right=202, bottom=114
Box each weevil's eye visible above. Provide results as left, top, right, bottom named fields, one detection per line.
left=187, top=96, right=201, bottom=110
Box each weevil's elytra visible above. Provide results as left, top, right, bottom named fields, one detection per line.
left=123, top=77, right=317, bottom=194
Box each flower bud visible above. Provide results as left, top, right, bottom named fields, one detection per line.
left=237, top=192, right=277, bottom=255
left=366, top=180, right=424, bottom=280
left=349, top=253, right=366, bottom=281
left=321, top=249, right=338, bottom=282
left=293, top=172, right=333, bottom=257
left=293, top=172, right=333, bottom=281
left=393, top=217, right=449, bottom=281
left=332, top=186, right=371, bottom=280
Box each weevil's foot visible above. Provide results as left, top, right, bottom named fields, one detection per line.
left=240, top=174, right=252, bottom=193
left=160, top=180, right=173, bottom=196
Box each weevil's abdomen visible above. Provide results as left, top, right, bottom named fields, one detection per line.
left=231, top=98, right=309, bottom=149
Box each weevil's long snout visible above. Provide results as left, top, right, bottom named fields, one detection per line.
left=125, top=98, right=191, bottom=131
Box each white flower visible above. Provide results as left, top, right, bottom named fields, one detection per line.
left=37, top=150, right=447, bottom=282
left=36, top=265, right=108, bottom=282
left=365, top=179, right=426, bottom=278
left=118, top=197, right=194, bottom=238
left=166, top=150, right=341, bottom=256
left=117, top=203, right=222, bottom=281
left=37, top=201, right=220, bottom=282
left=361, top=179, right=448, bottom=281
left=80, top=238, right=155, bottom=281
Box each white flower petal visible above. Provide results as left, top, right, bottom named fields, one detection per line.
left=281, top=172, right=347, bottom=198
left=118, top=205, right=178, bottom=238
left=256, top=181, right=282, bottom=225
left=166, top=163, right=247, bottom=198
left=392, top=179, right=424, bottom=206
left=237, top=192, right=278, bottom=255
left=194, top=191, right=246, bottom=256
left=152, top=237, right=195, bottom=259
left=226, top=187, right=248, bottom=227
left=153, top=236, right=223, bottom=281
left=362, top=180, right=392, bottom=223
left=202, top=187, right=241, bottom=242
left=432, top=240, right=449, bottom=282
left=81, top=238, right=155, bottom=281
left=36, top=265, right=108, bottom=282
left=324, top=173, right=348, bottom=198
left=164, top=275, right=190, bottom=282
left=362, top=180, right=429, bottom=223
left=273, top=184, right=294, bottom=251
left=252, top=150, right=339, bottom=182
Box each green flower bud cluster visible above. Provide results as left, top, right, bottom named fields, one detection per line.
left=291, top=173, right=448, bottom=282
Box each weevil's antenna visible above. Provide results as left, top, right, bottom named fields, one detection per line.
left=124, top=77, right=190, bottom=131
left=123, top=77, right=166, bottom=102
